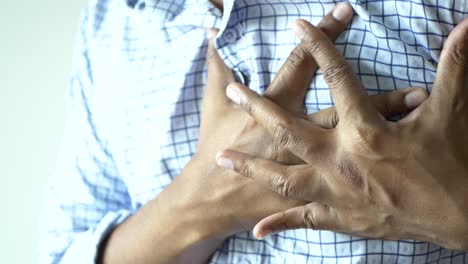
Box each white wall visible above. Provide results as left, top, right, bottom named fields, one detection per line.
left=0, top=1, right=88, bottom=263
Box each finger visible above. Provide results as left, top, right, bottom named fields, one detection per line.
left=368, top=87, right=428, bottom=116
left=226, top=82, right=331, bottom=160
left=216, top=149, right=323, bottom=201
left=255, top=205, right=392, bottom=240
left=294, top=19, right=381, bottom=125
left=264, top=2, right=354, bottom=113
left=205, top=29, right=235, bottom=108
left=253, top=203, right=339, bottom=239
left=430, top=18, right=468, bottom=109
left=308, top=87, right=428, bottom=128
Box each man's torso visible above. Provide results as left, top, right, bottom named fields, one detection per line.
left=83, top=0, right=467, bottom=262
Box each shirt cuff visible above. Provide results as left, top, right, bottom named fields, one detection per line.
left=59, top=210, right=132, bottom=264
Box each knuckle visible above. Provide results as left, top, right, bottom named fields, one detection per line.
left=301, top=206, right=319, bottom=230
left=271, top=119, right=298, bottom=148
left=286, top=46, right=310, bottom=68
left=323, top=62, right=349, bottom=87
left=329, top=110, right=339, bottom=128
left=270, top=117, right=310, bottom=156
left=244, top=100, right=254, bottom=116
left=272, top=122, right=292, bottom=146
left=273, top=175, right=295, bottom=197
left=450, top=45, right=468, bottom=66
left=275, top=177, right=291, bottom=197
left=241, top=93, right=262, bottom=116
left=305, top=41, right=321, bottom=55
left=239, top=158, right=255, bottom=178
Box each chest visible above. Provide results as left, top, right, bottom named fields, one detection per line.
left=89, top=0, right=456, bottom=205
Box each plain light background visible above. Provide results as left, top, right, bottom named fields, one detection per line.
left=1, top=1, right=88, bottom=263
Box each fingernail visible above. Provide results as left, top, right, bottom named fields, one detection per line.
left=226, top=84, right=241, bottom=104
left=404, top=90, right=427, bottom=108
left=254, top=227, right=272, bottom=240
left=216, top=151, right=234, bottom=170
left=293, top=21, right=307, bottom=40
left=332, top=2, right=354, bottom=22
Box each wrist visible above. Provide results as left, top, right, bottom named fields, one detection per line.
left=101, top=183, right=225, bottom=264
left=152, top=200, right=225, bottom=261
left=157, top=156, right=232, bottom=240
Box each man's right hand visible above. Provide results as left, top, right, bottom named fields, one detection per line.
left=217, top=17, right=468, bottom=251
left=99, top=3, right=428, bottom=264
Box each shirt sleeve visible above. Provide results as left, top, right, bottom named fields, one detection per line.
left=38, top=5, right=133, bottom=264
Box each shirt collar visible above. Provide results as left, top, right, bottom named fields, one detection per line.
left=125, top=0, right=228, bottom=29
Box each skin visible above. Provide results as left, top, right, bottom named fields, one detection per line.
left=218, top=17, right=468, bottom=251
left=99, top=3, right=430, bottom=264
left=210, top=0, right=223, bottom=11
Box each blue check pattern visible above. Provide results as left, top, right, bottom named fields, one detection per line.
left=38, top=0, right=468, bottom=263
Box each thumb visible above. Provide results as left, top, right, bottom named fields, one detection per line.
left=204, top=29, right=235, bottom=108
left=431, top=18, right=468, bottom=104
left=308, top=87, right=428, bottom=128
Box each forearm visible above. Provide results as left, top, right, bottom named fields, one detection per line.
left=99, top=201, right=222, bottom=264
left=99, top=160, right=225, bottom=264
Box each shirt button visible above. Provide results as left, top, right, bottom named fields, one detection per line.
left=222, top=27, right=240, bottom=44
